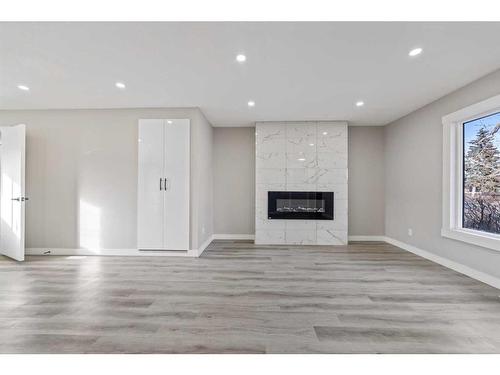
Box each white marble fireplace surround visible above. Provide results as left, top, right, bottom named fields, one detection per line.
left=255, top=121, right=348, bottom=245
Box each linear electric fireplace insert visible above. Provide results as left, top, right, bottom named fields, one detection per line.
left=268, top=191, right=334, bottom=220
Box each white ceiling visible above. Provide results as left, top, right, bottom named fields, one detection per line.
left=1, top=22, right=500, bottom=126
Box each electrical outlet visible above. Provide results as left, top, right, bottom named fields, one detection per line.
left=408, top=228, right=413, bottom=236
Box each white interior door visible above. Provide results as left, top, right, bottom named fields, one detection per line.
left=0, top=124, right=26, bottom=261
left=164, top=119, right=190, bottom=250
left=137, top=119, right=165, bottom=250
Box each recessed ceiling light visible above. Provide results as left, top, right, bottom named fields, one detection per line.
left=356, top=101, right=365, bottom=107
left=322, top=131, right=328, bottom=135
left=298, top=158, right=306, bottom=161
left=167, top=120, right=173, bottom=124
left=408, top=47, right=423, bottom=57
left=17, top=85, right=30, bottom=91
left=115, top=82, right=126, bottom=89
left=236, top=54, right=246, bottom=63
left=309, top=143, right=315, bottom=146
left=248, top=100, right=255, bottom=107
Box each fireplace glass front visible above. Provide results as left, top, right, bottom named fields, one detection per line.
left=268, top=191, right=334, bottom=220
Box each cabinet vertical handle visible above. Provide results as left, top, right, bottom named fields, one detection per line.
left=160, top=177, right=163, bottom=191
left=165, top=178, right=170, bottom=191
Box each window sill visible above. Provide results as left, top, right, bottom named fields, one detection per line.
left=441, top=228, right=500, bottom=252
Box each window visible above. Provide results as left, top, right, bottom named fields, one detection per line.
left=463, top=112, right=500, bottom=235
left=442, top=94, right=500, bottom=252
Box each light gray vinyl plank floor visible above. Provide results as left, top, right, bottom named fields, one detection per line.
left=1, top=240, right=500, bottom=353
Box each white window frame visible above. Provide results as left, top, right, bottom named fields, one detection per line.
left=442, top=93, right=500, bottom=252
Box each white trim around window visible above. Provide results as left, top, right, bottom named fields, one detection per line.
left=442, top=93, right=500, bottom=252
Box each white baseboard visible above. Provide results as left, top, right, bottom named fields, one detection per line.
left=213, top=234, right=255, bottom=240
left=384, top=236, right=500, bottom=290
left=196, top=234, right=215, bottom=257
left=26, top=248, right=193, bottom=257
left=348, top=235, right=387, bottom=242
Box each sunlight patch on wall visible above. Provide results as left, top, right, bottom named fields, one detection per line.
left=79, top=200, right=101, bottom=250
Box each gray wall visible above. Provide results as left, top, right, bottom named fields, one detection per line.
left=191, top=109, right=214, bottom=248
left=213, top=127, right=255, bottom=235
left=385, top=68, right=500, bottom=279
left=348, top=126, right=385, bottom=236
left=0, top=107, right=213, bottom=251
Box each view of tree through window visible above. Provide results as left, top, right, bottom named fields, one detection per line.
left=463, top=112, right=500, bottom=235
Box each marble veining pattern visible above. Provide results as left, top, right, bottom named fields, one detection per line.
left=255, top=122, right=348, bottom=245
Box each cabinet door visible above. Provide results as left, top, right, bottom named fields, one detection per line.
left=164, top=119, right=190, bottom=250
left=137, top=119, right=165, bottom=249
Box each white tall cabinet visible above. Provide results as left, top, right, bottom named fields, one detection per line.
left=137, top=119, right=190, bottom=251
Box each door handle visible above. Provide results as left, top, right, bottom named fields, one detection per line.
left=12, top=197, right=29, bottom=202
